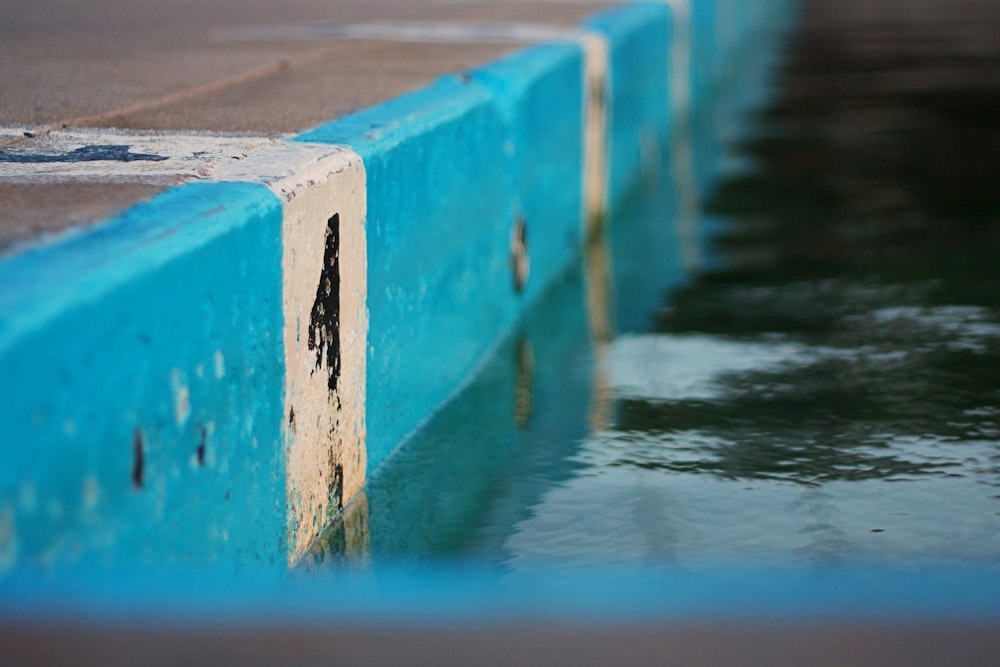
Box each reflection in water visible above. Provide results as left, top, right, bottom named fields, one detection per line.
left=513, top=336, right=535, bottom=430
left=308, top=0, right=1000, bottom=571
left=575, top=0, right=1000, bottom=566
left=299, top=491, right=371, bottom=572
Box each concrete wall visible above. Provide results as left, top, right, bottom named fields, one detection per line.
left=0, top=0, right=798, bottom=574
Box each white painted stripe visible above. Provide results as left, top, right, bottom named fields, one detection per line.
left=0, top=128, right=282, bottom=184
left=579, top=30, right=609, bottom=232
left=267, top=147, right=368, bottom=564
left=212, top=21, right=588, bottom=45
left=434, top=0, right=614, bottom=4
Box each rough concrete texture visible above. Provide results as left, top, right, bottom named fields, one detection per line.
left=92, top=41, right=520, bottom=133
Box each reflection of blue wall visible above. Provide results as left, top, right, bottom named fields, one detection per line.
left=608, top=168, right=687, bottom=336
left=688, top=0, right=803, bottom=269
left=324, top=267, right=595, bottom=562
left=690, top=0, right=719, bottom=108
left=298, top=44, right=587, bottom=476
left=0, top=183, right=288, bottom=575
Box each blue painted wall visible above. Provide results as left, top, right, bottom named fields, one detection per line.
left=0, top=183, right=288, bottom=575
left=298, top=43, right=588, bottom=476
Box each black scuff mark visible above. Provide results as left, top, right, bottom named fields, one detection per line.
left=329, top=462, right=345, bottom=514
left=132, top=429, right=145, bottom=489
left=196, top=425, right=206, bottom=467
left=308, top=213, right=341, bottom=399
left=0, top=144, right=169, bottom=163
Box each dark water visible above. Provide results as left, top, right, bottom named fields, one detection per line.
left=306, top=1, right=1000, bottom=573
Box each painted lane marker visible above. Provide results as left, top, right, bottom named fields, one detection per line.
left=220, top=144, right=368, bottom=563
left=213, top=21, right=589, bottom=45
left=580, top=30, right=609, bottom=233
left=0, top=128, right=283, bottom=184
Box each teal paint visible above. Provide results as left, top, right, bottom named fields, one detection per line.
left=690, top=0, right=720, bottom=109
left=470, top=42, right=587, bottom=295
left=298, top=44, right=588, bottom=476
left=585, top=3, right=672, bottom=212
left=0, top=182, right=288, bottom=575
left=299, top=78, right=516, bottom=475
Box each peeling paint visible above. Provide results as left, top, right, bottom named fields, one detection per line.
left=308, top=214, right=342, bottom=395
left=0, top=144, right=168, bottom=163
left=213, top=350, right=226, bottom=379
left=170, top=369, right=191, bottom=427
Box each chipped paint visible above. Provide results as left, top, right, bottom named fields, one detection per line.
left=0, top=144, right=168, bottom=163
left=170, top=369, right=191, bottom=428
left=0, top=128, right=278, bottom=183
left=213, top=350, right=226, bottom=379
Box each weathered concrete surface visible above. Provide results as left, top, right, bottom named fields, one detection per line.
left=0, top=0, right=605, bottom=131
left=0, top=183, right=166, bottom=250
left=0, top=0, right=611, bottom=249
left=90, top=41, right=520, bottom=133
